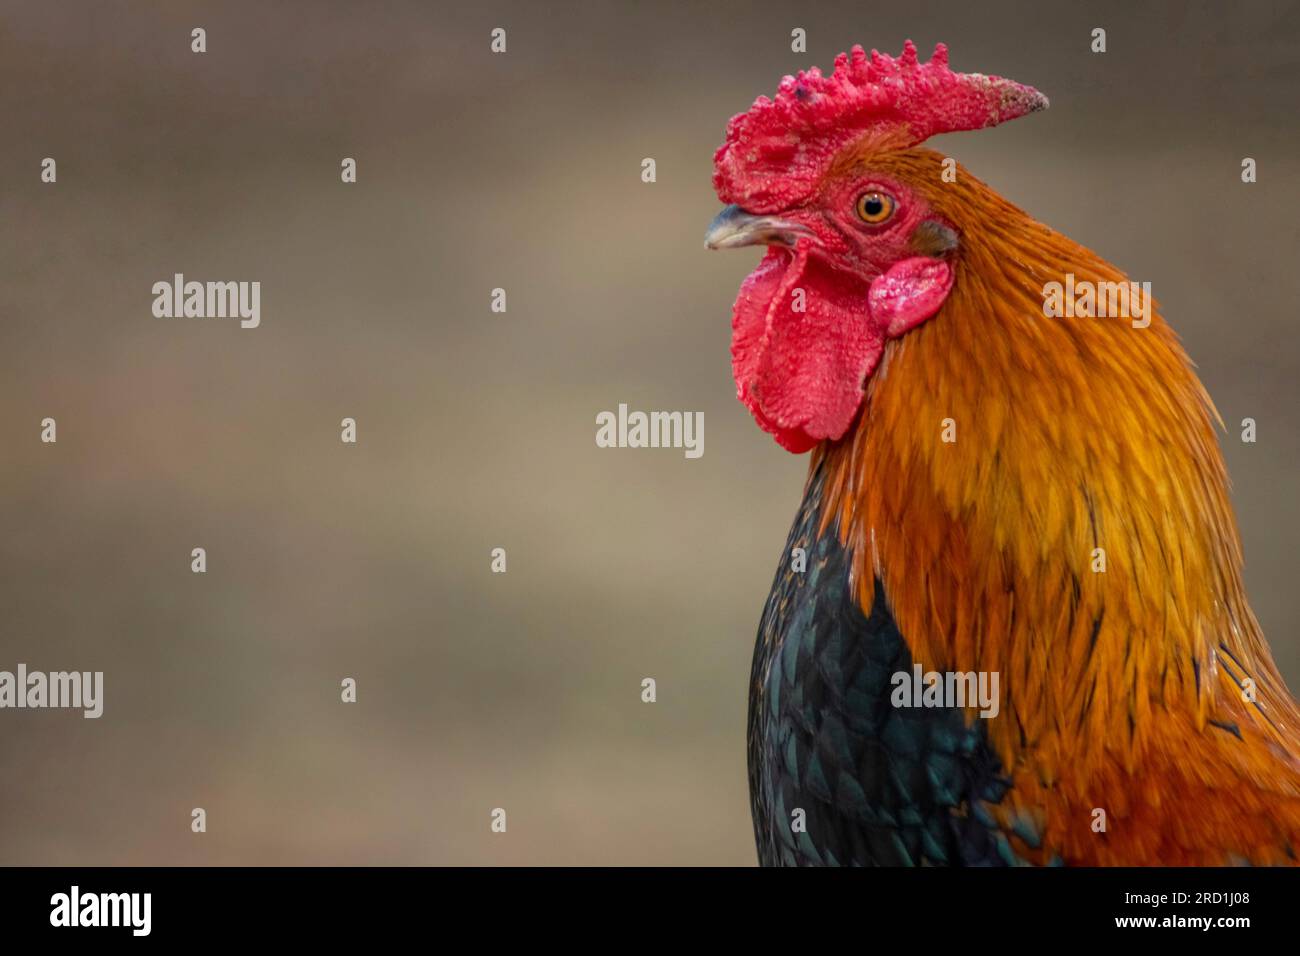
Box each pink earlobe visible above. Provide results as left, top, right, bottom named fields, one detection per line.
left=868, top=257, right=954, bottom=338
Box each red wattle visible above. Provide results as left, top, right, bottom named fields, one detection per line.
left=730, top=244, right=881, bottom=453
left=730, top=250, right=954, bottom=454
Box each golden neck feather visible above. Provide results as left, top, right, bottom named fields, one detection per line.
left=815, top=151, right=1296, bottom=776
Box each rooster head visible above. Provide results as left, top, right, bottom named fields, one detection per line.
left=706, top=41, right=1047, bottom=452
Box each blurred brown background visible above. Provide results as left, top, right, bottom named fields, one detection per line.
left=0, top=1, right=1297, bottom=864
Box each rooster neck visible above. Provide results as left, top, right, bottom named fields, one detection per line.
left=809, top=209, right=1297, bottom=778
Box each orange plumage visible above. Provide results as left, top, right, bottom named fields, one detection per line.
left=816, top=147, right=1300, bottom=865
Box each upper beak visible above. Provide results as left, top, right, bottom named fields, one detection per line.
left=704, top=204, right=811, bottom=250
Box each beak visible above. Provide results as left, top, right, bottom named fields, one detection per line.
left=704, top=204, right=811, bottom=250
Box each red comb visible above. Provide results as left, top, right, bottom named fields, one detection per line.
left=713, top=41, right=1048, bottom=211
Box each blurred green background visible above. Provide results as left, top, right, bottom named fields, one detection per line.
left=1, top=0, right=1297, bottom=864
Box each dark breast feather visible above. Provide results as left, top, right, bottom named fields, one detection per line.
left=746, top=461, right=1031, bottom=866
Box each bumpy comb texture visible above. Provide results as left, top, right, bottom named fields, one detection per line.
left=713, top=41, right=1048, bottom=212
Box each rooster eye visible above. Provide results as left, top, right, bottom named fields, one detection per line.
left=855, top=191, right=895, bottom=224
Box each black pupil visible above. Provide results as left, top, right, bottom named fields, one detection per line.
left=864, top=195, right=883, bottom=217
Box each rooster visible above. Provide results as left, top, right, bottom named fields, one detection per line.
left=706, top=41, right=1300, bottom=866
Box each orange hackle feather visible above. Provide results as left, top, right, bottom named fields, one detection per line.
left=816, top=146, right=1300, bottom=865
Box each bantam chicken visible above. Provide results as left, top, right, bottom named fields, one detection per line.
left=707, top=41, right=1300, bottom=866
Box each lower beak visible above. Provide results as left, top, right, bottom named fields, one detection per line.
left=704, top=204, right=810, bottom=250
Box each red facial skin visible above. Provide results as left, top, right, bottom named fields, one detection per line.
left=729, top=173, right=955, bottom=452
